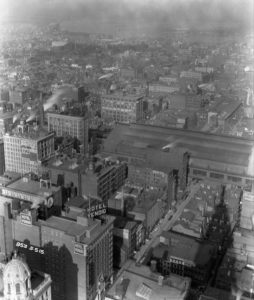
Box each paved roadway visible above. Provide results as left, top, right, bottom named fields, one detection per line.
left=135, top=182, right=201, bottom=263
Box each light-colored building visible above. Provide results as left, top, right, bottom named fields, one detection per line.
left=0, top=253, right=52, bottom=300
left=240, top=191, right=254, bottom=230
left=101, top=93, right=144, bottom=124
left=47, top=112, right=88, bottom=153
left=180, top=71, right=203, bottom=81
left=148, top=83, right=180, bottom=95
left=3, top=122, right=55, bottom=175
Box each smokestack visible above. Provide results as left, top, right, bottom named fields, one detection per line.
left=39, top=92, right=44, bottom=127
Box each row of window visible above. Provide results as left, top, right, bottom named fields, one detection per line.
left=192, top=169, right=244, bottom=183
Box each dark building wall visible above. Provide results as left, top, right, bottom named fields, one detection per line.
left=2, top=203, right=13, bottom=257
left=0, top=140, right=5, bottom=175
left=47, top=167, right=81, bottom=196
left=41, top=229, right=80, bottom=300
left=167, top=170, right=177, bottom=207
left=179, top=152, right=190, bottom=189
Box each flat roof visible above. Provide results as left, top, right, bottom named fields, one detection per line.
left=39, top=214, right=115, bottom=243
left=158, top=231, right=215, bottom=266
left=214, top=100, right=242, bottom=119
left=5, top=126, right=54, bottom=141
left=40, top=215, right=88, bottom=236
left=201, top=286, right=236, bottom=300
left=103, top=123, right=254, bottom=176
left=101, top=93, right=144, bottom=100
left=106, top=260, right=189, bottom=300
left=47, top=111, right=86, bottom=119
left=5, top=177, right=60, bottom=198
left=46, top=157, right=83, bottom=173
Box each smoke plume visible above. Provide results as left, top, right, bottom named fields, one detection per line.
left=26, top=113, right=36, bottom=122
left=43, top=89, right=64, bottom=111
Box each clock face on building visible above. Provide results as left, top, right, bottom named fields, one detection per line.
left=47, top=197, right=54, bottom=208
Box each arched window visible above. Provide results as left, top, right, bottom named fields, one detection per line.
left=16, top=283, right=21, bottom=294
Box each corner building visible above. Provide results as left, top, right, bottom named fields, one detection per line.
left=0, top=175, right=114, bottom=300
left=47, top=112, right=89, bottom=154
left=101, top=93, right=144, bottom=123
left=39, top=215, right=114, bottom=300
left=3, top=123, right=54, bottom=175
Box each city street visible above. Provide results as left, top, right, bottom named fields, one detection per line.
left=135, top=182, right=201, bottom=263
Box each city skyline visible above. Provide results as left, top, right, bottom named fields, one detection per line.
left=0, top=1, right=253, bottom=300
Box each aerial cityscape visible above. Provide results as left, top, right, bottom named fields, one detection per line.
left=0, top=0, right=253, bottom=299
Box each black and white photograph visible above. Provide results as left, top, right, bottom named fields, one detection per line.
left=0, top=0, right=253, bottom=299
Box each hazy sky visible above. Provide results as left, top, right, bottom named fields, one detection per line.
left=1, top=0, right=253, bottom=34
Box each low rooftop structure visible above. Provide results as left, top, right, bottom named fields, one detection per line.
left=155, top=231, right=215, bottom=267
left=103, top=123, right=254, bottom=178
left=39, top=213, right=114, bottom=244
left=105, top=260, right=190, bottom=300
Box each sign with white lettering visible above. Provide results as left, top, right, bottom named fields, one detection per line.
left=74, top=243, right=87, bottom=256
left=14, top=241, right=44, bottom=255
left=20, top=212, right=32, bottom=225
left=243, top=191, right=254, bottom=202
left=87, top=203, right=107, bottom=218
left=2, top=188, right=43, bottom=204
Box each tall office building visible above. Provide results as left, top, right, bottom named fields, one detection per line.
left=3, top=122, right=55, bottom=175
left=47, top=111, right=88, bottom=154
left=0, top=175, right=114, bottom=300
left=101, top=93, right=144, bottom=124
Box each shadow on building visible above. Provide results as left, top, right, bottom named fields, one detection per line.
left=147, top=183, right=236, bottom=300
left=15, top=240, right=78, bottom=300
left=43, top=242, right=78, bottom=300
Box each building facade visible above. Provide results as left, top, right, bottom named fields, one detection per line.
left=47, top=112, right=89, bottom=154
left=81, top=159, right=127, bottom=203
left=0, top=175, right=114, bottom=300
left=0, top=253, right=52, bottom=300
left=101, top=93, right=144, bottom=124
left=0, top=139, right=5, bottom=175
left=0, top=111, right=15, bottom=137
left=3, top=123, right=55, bottom=175
left=152, top=231, right=216, bottom=285
left=9, top=89, right=28, bottom=106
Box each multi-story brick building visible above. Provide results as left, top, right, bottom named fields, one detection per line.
left=3, top=122, right=55, bottom=175
left=0, top=175, right=114, bottom=300
left=47, top=110, right=88, bottom=154
left=152, top=231, right=216, bottom=285
left=81, top=158, right=128, bottom=203
left=101, top=93, right=144, bottom=124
